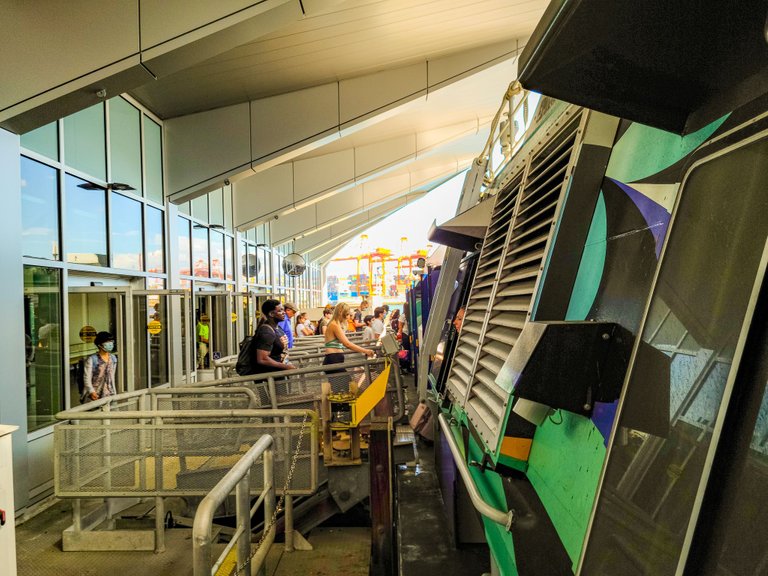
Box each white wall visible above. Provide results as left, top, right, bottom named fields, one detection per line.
left=0, top=129, right=29, bottom=509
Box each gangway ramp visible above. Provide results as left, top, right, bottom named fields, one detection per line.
left=54, top=387, right=318, bottom=553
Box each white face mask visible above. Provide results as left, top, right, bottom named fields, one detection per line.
left=102, top=341, right=114, bottom=352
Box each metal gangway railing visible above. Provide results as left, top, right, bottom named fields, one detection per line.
left=213, top=343, right=379, bottom=380
left=203, top=354, right=405, bottom=421
left=54, top=387, right=318, bottom=553
left=193, top=434, right=275, bottom=576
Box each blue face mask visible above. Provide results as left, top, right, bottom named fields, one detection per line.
left=102, top=342, right=114, bottom=352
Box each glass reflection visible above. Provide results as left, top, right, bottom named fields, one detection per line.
left=145, top=206, right=164, bottom=273
left=24, top=266, right=63, bottom=431
left=178, top=216, right=191, bottom=276
left=582, top=138, right=768, bottom=574
left=210, top=230, right=224, bottom=280
left=110, top=192, right=143, bottom=270
left=21, top=156, right=60, bottom=260
left=65, top=174, right=107, bottom=266
left=192, top=225, right=209, bottom=277
left=225, top=236, right=234, bottom=281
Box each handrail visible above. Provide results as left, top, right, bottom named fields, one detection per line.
left=189, top=356, right=388, bottom=385
left=54, top=387, right=261, bottom=418
left=437, top=413, right=514, bottom=531
left=56, top=407, right=317, bottom=421
left=193, top=434, right=275, bottom=576
left=186, top=355, right=405, bottom=421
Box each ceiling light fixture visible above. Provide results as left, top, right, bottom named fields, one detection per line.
left=76, top=182, right=136, bottom=192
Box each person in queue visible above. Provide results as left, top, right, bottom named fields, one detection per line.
left=353, top=299, right=369, bottom=331
left=295, top=312, right=314, bottom=338
left=323, top=302, right=374, bottom=370
left=371, top=306, right=386, bottom=339
left=82, top=331, right=118, bottom=401
left=252, top=299, right=296, bottom=374
left=279, top=302, right=298, bottom=348
left=361, top=315, right=375, bottom=341
left=317, top=305, right=333, bottom=335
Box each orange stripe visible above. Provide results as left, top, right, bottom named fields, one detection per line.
left=500, top=437, right=532, bottom=461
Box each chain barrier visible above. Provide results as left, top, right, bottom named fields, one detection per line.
left=230, top=410, right=310, bottom=576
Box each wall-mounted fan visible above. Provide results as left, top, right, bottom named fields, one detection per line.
left=282, top=253, right=307, bottom=277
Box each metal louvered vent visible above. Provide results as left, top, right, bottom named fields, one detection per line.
left=445, top=111, right=583, bottom=455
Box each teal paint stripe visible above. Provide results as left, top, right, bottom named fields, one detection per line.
left=565, top=192, right=606, bottom=320
left=606, top=115, right=728, bottom=183
left=527, top=413, right=607, bottom=570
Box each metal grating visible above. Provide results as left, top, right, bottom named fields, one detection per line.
left=446, top=111, right=583, bottom=454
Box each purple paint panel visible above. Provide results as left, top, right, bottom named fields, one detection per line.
left=607, top=177, right=671, bottom=258
left=592, top=400, right=618, bottom=446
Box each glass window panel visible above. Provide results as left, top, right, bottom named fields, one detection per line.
left=21, top=157, right=60, bottom=260
left=259, top=248, right=269, bottom=285
left=178, top=216, right=191, bottom=276
left=24, top=266, right=63, bottom=431
left=178, top=201, right=190, bottom=215
left=109, top=97, right=142, bottom=195
left=209, top=187, right=224, bottom=227
left=210, top=230, right=224, bottom=280
left=65, top=174, right=107, bottom=266
left=225, top=236, right=234, bottom=281
left=247, top=228, right=256, bottom=242
left=247, top=244, right=258, bottom=284
left=146, top=277, right=164, bottom=290
left=110, top=192, right=143, bottom=270
left=192, top=225, right=209, bottom=277
left=191, top=195, right=208, bottom=223
left=144, top=116, right=163, bottom=204
left=582, top=137, right=768, bottom=575
left=240, top=241, right=248, bottom=284
left=21, top=122, right=58, bottom=160
left=224, top=186, right=233, bottom=232
left=63, top=103, right=106, bottom=180
left=145, top=206, right=165, bottom=273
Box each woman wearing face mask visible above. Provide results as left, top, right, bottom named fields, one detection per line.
left=82, top=331, right=118, bottom=401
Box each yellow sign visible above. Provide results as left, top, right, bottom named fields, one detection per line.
left=231, top=312, right=238, bottom=323
left=147, top=320, right=162, bottom=335
left=79, top=325, right=97, bottom=343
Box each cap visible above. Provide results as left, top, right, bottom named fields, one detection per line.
left=284, top=302, right=298, bottom=312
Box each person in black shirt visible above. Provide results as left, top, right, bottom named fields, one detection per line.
left=252, top=299, right=297, bottom=374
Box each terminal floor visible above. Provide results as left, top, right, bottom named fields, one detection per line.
left=15, top=499, right=370, bottom=576
left=397, top=377, right=490, bottom=576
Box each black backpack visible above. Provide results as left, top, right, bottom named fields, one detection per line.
left=235, top=334, right=258, bottom=376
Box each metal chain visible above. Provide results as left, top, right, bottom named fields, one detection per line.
left=231, top=410, right=310, bottom=576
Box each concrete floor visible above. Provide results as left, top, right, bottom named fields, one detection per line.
left=14, top=498, right=370, bottom=576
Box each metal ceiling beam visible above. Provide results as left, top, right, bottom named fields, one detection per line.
left=165, top=41, right=522, bottom=202
left=1, top=0, right=334, bottom=133
left=266, top=156, right=473, bottom=246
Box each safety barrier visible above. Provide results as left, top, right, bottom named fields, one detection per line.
left=197, top=355, right=404, bottom=421
left=193, top=434, right=275, bottom=576
left=54, top=387, right=318, bottom=552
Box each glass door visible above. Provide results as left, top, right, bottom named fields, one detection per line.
left=194, top=289, right=235, bottom=368
left=67, top=286, right=131, bottom=400
left=132, top=289, right=192, bottom=388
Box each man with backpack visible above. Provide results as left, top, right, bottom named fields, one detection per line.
left=236, top=299, right=296, bottom=376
